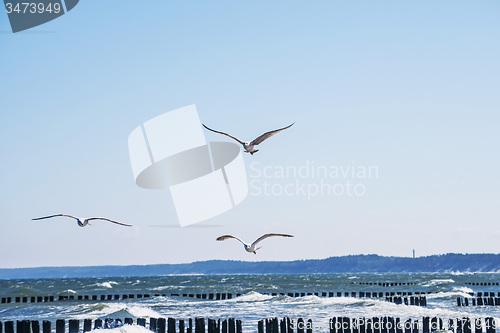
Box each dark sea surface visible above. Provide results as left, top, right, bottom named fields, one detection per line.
left=1, top=273, right=499, bottom=332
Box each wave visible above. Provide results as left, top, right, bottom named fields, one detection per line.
left=73, top=303, right=162, bottom=320
left=96, top=281, right=119, bottom=289
left=230, top=291, right=272, bottom=302
left=90, top=324, right=152, bottom=333
left=421, top=279, right=455, bottom=287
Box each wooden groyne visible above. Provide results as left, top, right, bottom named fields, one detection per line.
left=328, top=317, right=498, bottom=333
left=257, top=317, right=312, bottom=333
left=0, top=317, right=242, bottom=333
left=457, top=297, right=500, bottom=306
left=384, top=296, right=427, bottom=306
left=0, top=317, right=497, bottom=333
left=352, top=282, right=416, bottom=287
left=465, top=283, right=499, bottom=286
left=0, top=291, right=431, bottom=304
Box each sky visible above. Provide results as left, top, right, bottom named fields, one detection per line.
left=0, top=0, right=499, bottom=268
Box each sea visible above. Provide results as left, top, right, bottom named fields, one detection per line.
left=1, top=273, right=499, bottom=332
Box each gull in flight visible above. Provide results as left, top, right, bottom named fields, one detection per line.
left=32, top=214, right=132, bottom=227
left=202, top=123, right=294, bottom=155
left=216, top=233, right=294, bottom=254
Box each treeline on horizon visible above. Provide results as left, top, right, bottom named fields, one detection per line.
left=0, top=253, right=499, bottom=279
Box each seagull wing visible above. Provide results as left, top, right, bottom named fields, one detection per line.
left=252, top=233, right=294, bottom=247
left=216, top=235, right=246, bottom=245
left=250, top=123, right=294, bottom=146
left=86, top=217, right=132, bottom=227
left=32, top=214, right=78, bottom=221
left=202, top=124, right=245, bottom=145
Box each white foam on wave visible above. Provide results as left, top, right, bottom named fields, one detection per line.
left=74, top=302, right=162, bottom=319
left=421, top=279, right=455, bottom=287
left=96, top=281, right=119, bottom=289
left=90, top=324, right=151, bottom=333
left=230, top=291, right=272, bottom=302
left=63, top=289, right=77, bottom=294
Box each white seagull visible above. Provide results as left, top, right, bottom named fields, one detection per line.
left=32, top=214, right=132, bottom=227
left=202, top=123, right=294, bottom=155
left=216, top=233, right=294, bottom=254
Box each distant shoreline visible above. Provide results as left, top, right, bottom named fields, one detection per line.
left=1, top=253, right=499, bottom=279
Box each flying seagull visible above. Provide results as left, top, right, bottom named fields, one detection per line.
left=32, top=214, right=132, bottom=227
left=202, top=123, right=294, bottom=155
left=216, top=233, right=294, bottom=254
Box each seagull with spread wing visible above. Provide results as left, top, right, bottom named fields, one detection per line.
left=202, top=123, right=294, bottom=155
left=216, top=233, right=293, bottom=254
left=32, top=214, right=132, bottom=227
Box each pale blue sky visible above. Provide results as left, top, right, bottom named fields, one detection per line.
left=0, top=1, right=499, bottom=268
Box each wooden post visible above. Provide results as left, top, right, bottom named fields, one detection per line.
left=137, top=319, right=146, bottom=327
left=228, top=319, right=235, bottom=333
left=360, top=317, right=367, bottom=333
left=485, top=318, right=495, bottom=333
left=297, top=319, right=304, bottom=333
left=353, top=319, right=359, bottom=333
left=373, top=318, right=380, bottom=333
left=260, top=320, right=264, bottom=333
left=463, top=318, right=471, bottom=333
left=457, top=319, right=463, bottom=333
left=124, top=319, right=133, bottom=326
left=42, top=322, right=50, bottom=333
left=208, top=319, right=216, bottom=333
left=222, top=320, right=227, bottom=333
left=306, top=320, right=312, bottom=333
left=474, top=319, right=482, bottom=333
left=188, top=319, right=193, bottom=333
left=22, top=321, right=30, bottom=333
left=388, top=317, right=395, bottom=333
left=330, top=318, right=336, bottom=333
left=280, top=318, right=286, bottom=333
left=403, top=320, right=411, bottom=333
left=150, top=318, right=158, bottom=333
left=236, top=320, right=242, bottom=333
left=272, top=318, right=279, bottom=333
left=4, top=323, right=13, bottom=333
left=448, top=320, right=454, bottom=333
left=179, top=320, right=185, bottom=333
left=195, top=318, right=205, bottom=333
left=158, top=318, right=166, bottom=333
left=287, top=318, right=293, bottom=333
left=423, top=317, right=430, bottom=333
left=395, top=319, right=402, bottom=333
left=366, top=318, right=373, bottom=333
left=168, top=318, right=176, bottom=333
left=411, top=320, right=418, bottom=333
left=83, top=319, right=92, bottom=332
left=32, top=321, right=40, bottom=333
left=55, top=320, right=65, bottom=333
left=68, top=320, right=79, bottom=333
left=94, top=320, right=102, bottom=330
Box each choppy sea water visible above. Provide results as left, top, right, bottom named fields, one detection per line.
left=1, top=273, right=499, bottom=332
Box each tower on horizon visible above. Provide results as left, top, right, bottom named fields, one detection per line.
left=413, top=249, right=415, bottom=259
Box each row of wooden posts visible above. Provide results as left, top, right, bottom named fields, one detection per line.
left=352, top=283, right=416, bottom=286
left=327, top=317, right=498, bottom=333
left=457, top=297, right=500, bottom=306
left=0, top=291, right=430, bottom=305
left=384, top=296, right=427, bottom=306
left=465, top=282, right=499, bottom=286
left=0, top=318, right=242, bottom=333
left=1, top=317, right=498, bottom=333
